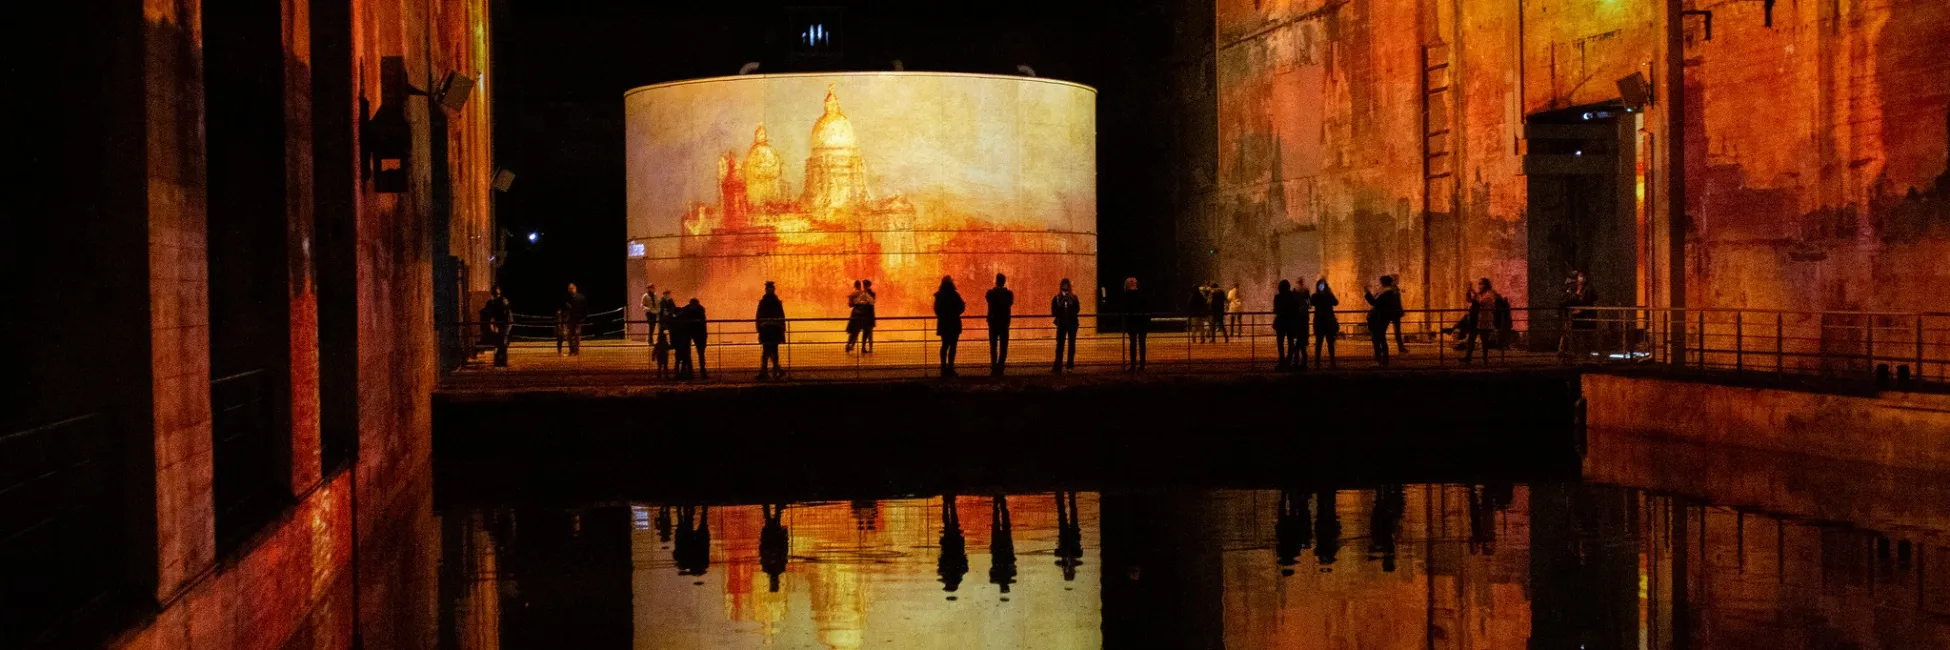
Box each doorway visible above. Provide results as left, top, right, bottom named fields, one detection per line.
left=1523, top=105, right=1639, bottom=353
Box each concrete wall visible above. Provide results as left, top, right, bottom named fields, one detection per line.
left=1582, top=373, right=1950, bottom=473
left=1209, top=0, right=1950, bottom=315
left=26, top=0, right=497, bottom=648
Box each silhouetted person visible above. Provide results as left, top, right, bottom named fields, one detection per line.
left=1364, top=275, right=1403, bottom=367
left=1208, top=281, right=1229, bottom=342
left=1386, top=276, right=1408, bottom=353
left=1310, top=277, right=1340, bottom=369
left=658, top=289, right=679, bottom=343
left=675, top=506, right=711, bottom=579
left=986, top=273, right=1014, bottom=376
left=1467, top=485, right=1497, bottom=554
left=934, top=276, right=965, bottom=376
left=1272, top=280, right=1304, bottom=370
left=1186, top=285, right=1209, bottom=344
left=1460, top=278, right=1502, bottom=364
left=760, top=503, right=790, bottom=592
left=1051, top=279, right=1081, bottom=374
left=1275, top=490, right=1312, bottom=576
left=653, top=329, right=671, bottom=379
left=554, top=307, right=568, bottom=355
left=677, top=298, right=708, bottom=380
left=755, top=281, right=786, bottom=380
left=846, top=280, right=868, bottom=353
left=989, top=496, right=1017, bottom=594
left=640, top=282, right=660, bottom=341
left=939, top=495, right=969, bottom=595
left=1313, top=489, right=1341, bottom=568
left=482, top=285, right=512, bottom=367
left=1369, top=485, right=1405, bottom=572
left=1559, top=269, right=1597, bottom=359
left=861, top=279, right=877, bottom=353
left=655, top=505, right=673, bottom=544
left=1054, top=491, right=1083, bottom=581
left=1121, top=277, right=1149, bottom=370
left=564, top=282, right=587, bottom=355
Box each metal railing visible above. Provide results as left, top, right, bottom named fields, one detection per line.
left=447, top=305, right=1948, bottom=389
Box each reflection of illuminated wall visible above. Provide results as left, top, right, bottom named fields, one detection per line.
left=626, top=73, right=1097, bottom=327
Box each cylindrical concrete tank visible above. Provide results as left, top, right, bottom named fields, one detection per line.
left=625, top=72, right=1096, bottom=331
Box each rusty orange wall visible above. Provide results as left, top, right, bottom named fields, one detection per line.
left=112, top=0, right=491, bottom=647
left=1213, top=0, right=1950, bottom=314
left=1682, top=0, right=1950, bottom=313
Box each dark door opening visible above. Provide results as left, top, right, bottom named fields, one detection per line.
left=1523, top=105, right=1639, bottom=354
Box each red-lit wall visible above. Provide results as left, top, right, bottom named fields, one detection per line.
left=1213, top=0, right=1950, bottom=315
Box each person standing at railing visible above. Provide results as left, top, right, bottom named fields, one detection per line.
left=1227, top=283, right=1243, bottom=337
left=1364, top=275, right=1403, bottom=367
left=1186, top=285, right=1210, bottom=344
left=1558, top=269, right=1596, bottom=360
left=1272, top=280, right=1301, bottom=370
left=1209, top=281, right=1230, bottom=343
left=861, top=279, right=878, bottom=354
left=846, top=280, right=866, bottom=353
left=756, top=281, right=787, bottom=380
left=483, top=285, right=512, bottom=367
left=1387, top=276, right=1408, bottom=354
left=1121, top=277, right=1150, bottom=371
left=657, top=289, right=679, bottom=341
left=1460, top=278, right=1502, bottom=364
left=934, top=276, right=966, bottom=376
left=1051, top=278, right=1081, bottom=374
left=640, top=282, right=659, bottom=342
left=680, top=298, right=708, bottom=380
left=986, top=273, right=1015, bottom=376
left=564, top=283, right=588, bottom=356
left=1310, top=277, right=1340, bottom=369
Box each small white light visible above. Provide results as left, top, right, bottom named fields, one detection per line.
left=1575, top=150, right=1583, bottom=156
left=528, top=232, right=539, bottom=243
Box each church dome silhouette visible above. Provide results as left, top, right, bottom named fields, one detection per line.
left=809, top=84, right=857, bottom=150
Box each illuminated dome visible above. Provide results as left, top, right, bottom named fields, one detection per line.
left=744, top=124, right=784, bottom=204
left=809, top=85, right=856, bottom=150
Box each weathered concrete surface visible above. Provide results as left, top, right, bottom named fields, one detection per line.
left=1212, top=0, right=1950, bottom=318
left=1583, top=373, right=1950, bottom=473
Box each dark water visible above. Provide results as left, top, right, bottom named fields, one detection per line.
left=434, top=433, right=1950, bottom=649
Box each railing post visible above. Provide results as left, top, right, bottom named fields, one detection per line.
left=1696, top=310, right=1705, bottom=369
left=1918, top=314, right=1928, bottom=384
left=1865, top=314, right=1875, bottom=375
left=1775, top=312, right=1784, bottom=375
left=1735, top=311, right=1743, bottom=375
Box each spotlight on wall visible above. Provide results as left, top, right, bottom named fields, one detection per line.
left=436, top=71, right=476, bottom=111
left=1016, top=65, right=1037, bottom=77
left=739, top=62, right=762, bottom=75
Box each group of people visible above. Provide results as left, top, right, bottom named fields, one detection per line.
left=475, top=282, right=591, bottom=367
left=639, top=282, right=714, bottom=380
left=484, top=270, right=1541, bottom=377
left=1186, top=282, right=1243, bottom=343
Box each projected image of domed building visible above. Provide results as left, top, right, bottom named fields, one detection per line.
left=626, top=73, right=1097, bottom=328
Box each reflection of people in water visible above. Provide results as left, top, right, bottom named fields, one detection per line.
left=760, top=503, right=790, bottom=592
left=1054, top=491, right=1084, bottom=581
left=1468, top=485, right=1499, bottom=555
left=1274, top=491, right=1312, bottom=576
left=938, top=495, right=969, bottom=595
left=1369, top=485, right=1405, bottom=572
left=674, top=506, right=712, bottom=579
left=989, top=496, right=1018, bottom=594
left=655, top=505, right=673, bottom=545
left=1313, top=490, right=1342, bottom=568
left=850, top=499, right=878, bottom=531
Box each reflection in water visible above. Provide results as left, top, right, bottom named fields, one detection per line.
left=441, top=482, right=1950, bottom=649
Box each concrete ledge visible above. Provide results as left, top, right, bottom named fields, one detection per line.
left=1583, top=373, right=1950, bottom=473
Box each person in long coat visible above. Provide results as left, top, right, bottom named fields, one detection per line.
left=1271, top=280, right=1303, bottom=370
left=755, top=281, right=787, bottom=379
left=1120, top=277, right=1150, bottom=371
left=678, top=297, right=708, bottom=380
left=1309, top=277, right=1340, bottom=369
left=1363, top=275, right=1404, bottom=367
left=933, top=276, right=966, bottom=376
